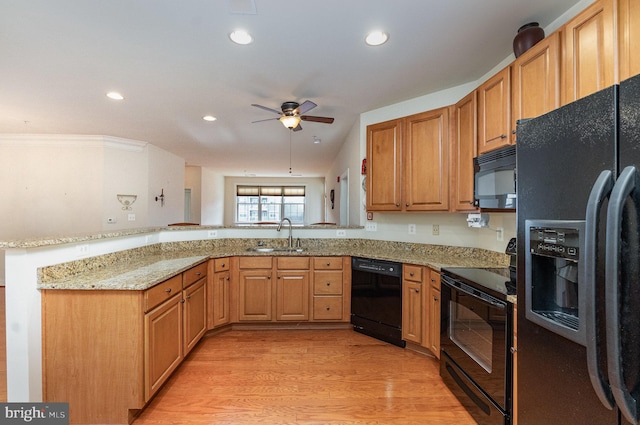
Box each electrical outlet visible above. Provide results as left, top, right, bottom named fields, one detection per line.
left=365, top=222, right=377, bottom=232
left=432, top=224, right=440, bottom=236
left=497, top=227, right=504, bottom=241
left=128, top=213, right=136, bottom=221
left=408, top=224, right=416, bottom=234
left=336, top=229, right=347, bottom=237
left=107, top=217, right=117, bottom=224
left=76, top=244, right=90, bottom=257
left=208, top=230, right=217, bottom=238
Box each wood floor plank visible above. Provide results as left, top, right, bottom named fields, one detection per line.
left=133, top=329, right=476, bottom=425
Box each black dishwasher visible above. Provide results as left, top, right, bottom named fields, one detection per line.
left=351, top=257, right=405, bottom=347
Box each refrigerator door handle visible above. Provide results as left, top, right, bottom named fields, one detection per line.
left=584, top=170, right=615, bottom=410
left=606, top=165, right=639, bottom=424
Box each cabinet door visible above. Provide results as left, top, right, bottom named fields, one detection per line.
left=402, top=280, right=423, bottom=344
left=428, top=270, right=441, bottom=358
left=183, top=278, right=207, bottom=355
left=511, top=32, right=560, bottom=139
left=212, top=270, right=230, bottom=328
left=144, top=294, right=183, bottom=401
left=403, top=107, right=450, bottom=211
left=451, top=90, right=478, bottom=212
left=562, top=0, right=615, bottom=104
left=478, top=66, right=511, bottom=154
left=275, top=271, right=309, bottom=321
left=619, top=0, right=640, bottom=81
left=366, top=119, right=402, bottom=211
left=238, top=270, right=272, bottom=321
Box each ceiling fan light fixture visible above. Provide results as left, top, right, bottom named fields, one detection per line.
left=365, top=31, right=389, bottom=46
left=229, top=30, right=253, bottom=45
left=279, top=115, right=301, bottom=129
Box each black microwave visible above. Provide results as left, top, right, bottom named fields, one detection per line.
left=473, top=145, right=516, bottom=210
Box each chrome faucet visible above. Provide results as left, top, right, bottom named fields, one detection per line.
left=277, top=217, right=293, bottom=248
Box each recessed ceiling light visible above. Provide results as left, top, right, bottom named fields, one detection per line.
left=229, top=30, right=253, bottom=45
left=106, top=92, right=124, bottom=100
left=365, top=31, right=389, bottom=46
left=203, top=115, right=217, bottom=122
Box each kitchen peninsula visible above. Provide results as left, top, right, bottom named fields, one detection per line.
left=3, top=225, right=509, bottom=424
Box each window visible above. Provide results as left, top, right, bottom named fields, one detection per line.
left=236, top=185, right=305, bottom=224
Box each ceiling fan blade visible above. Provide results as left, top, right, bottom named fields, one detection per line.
left=251, top=117, right=279, bottom=123
left=251, top=103, right=282, bottom=115
left=293, top=124, right=303, bottom=132
left=296, top=100, right=317, bottom=115
left=300, top=115, right=335, bottom=124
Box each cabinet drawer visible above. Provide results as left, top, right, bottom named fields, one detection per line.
left=313, top=271, right=343, bottom=295
left=213, top=257, right=230, bottom=272
left=277, top=256, right=309, bottom=270
left=239, top=256, right=273, bottom=269
left=313, top=296, right=343, bottom=320
left=403, top=265, right=423, bottom=282
left=183, top=262, right=207, bottom=288
left=145, top=275, right=183, bottom=312
left=313, top=257, right=343, bottom=270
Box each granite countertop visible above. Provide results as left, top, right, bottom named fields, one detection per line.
left=37, top=238, right=511, bottom=294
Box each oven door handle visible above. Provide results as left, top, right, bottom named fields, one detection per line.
left=441, top=275, right=505, bottom=310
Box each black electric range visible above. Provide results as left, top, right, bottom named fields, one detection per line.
left=440, top=266, right=516, bottom=302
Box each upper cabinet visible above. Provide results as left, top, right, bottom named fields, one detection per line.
left=366, top=107, right=450, bottom=212
left=403, top=108, right=450, bottom=211
left=511, top=31, right=561, bottom=140
left=366, top=119, right=402, bottom=211
left=562, top=0, right=615, bottom=105
left=450, top=91, right=478, bottom=212
left=478, top=66, right=512, bottom=154
left=618, top=0, right=640, bottom=81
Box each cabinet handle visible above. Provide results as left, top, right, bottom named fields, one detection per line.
left=486, top=134, right=507, bottom=143
left=434, top=297, right=439, bottom=301
left=226, top=276, right=230, bottom=281
left=406, top=203, right=409, bottom=207
left=277, top=275, right=281, bottom=279
left=186, top=295, right=191, bottom=299
left=326, top=307, right=331, bottom=311
left=268, top=275, right=271, bottom=279
left=180, top=299, right=185, bottom=303
left=415, top=289, right=420, bottom=293
left=510, top=347, right=518, bottom=354
left=326, top=262, right=331, bottom=266
left=396, top=203, right=400, bottom=207
left=165, top=288, right=172, bottom=293
left=196, top=272, right=201, bottom=276
left=409, top=272, right=414, bottom=277
left=326, top=282, right=331, bottom=286
left=221, top=263, right=226, bottom=267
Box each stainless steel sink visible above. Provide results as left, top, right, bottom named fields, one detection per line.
left=246, top=247, right=304, bottom=253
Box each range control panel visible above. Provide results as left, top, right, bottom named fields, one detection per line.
left=528, top=226, right=580, bottom=260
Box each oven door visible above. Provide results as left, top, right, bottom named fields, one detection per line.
left=440, top=274, right=512, bottom=412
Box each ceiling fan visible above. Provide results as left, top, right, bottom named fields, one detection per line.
left=251, top=100, right=335, bottom=131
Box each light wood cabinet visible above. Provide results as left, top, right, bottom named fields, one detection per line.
left=366, top=107, right=450, bottom=212
left=366, top=119, right=402, bottom=211
left=209, top=258, right=231, bottom=329
left=478, top=66, right=512, bottom=154
left=145, top=291, right=183, bottom=400
left=402, top=264, right=424, bottom=344
left=404, top=108, right=450, bottom=211
left=275, top=257, right=310, bottom=321
left=511, top=31, right=560, bottom=140
left=183, top=277, right=207, bottom=354
left=428, top=269, right=441, bottom=358
left=450, top=90, right=478, bottom=212
left=238, top=271, right=272, bottom=321
left=618, top=0, right=640, bottom=81
left=311, top=256, right=350, bottom=321
left=562, top=0, right=615, bottom=105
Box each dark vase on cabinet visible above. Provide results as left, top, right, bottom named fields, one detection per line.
left=513, top=22, right=545, bottom=58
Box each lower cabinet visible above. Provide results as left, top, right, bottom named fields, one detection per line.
left=401, top=264, right=441, bottom=358
left=41, top=261, right=208, bottom=425
left=311, top=257, right=350, bottom=321
left=428, top=270, right=441, bottom=358
left=209, top=257, right=231, bottom=329
left=238, top=257, right=273, bottom=321
left=276, top=257, right=310, bottom=321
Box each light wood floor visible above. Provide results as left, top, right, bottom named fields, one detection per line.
left=133, top=329, right=476, bottom=425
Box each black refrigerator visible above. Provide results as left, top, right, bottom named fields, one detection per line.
left=516, top=73, right=640, bottom=425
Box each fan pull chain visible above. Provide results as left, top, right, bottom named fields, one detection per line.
left=289, top=129, right=292, bottom=174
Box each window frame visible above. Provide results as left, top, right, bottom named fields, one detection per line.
left=235, top=185, right=306, bottom=225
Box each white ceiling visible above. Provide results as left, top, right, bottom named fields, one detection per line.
left=1, top=0, right=581, bottom=177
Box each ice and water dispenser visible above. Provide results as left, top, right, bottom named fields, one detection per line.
left=525, top=220, right=586, bottom=345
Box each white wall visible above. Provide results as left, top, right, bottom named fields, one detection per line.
left=200, top=168, right=224, bottom=225
left=185, top=166, right=202, bottom=224
left=147, top=145, right=185, bottom=226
